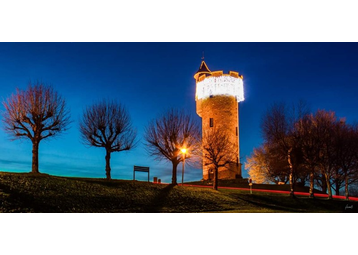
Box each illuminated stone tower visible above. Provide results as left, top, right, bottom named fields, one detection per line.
left=194, top=60, right=244, bottom=180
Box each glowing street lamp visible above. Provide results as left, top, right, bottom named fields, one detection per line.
left=181, top=148, right=187, bottom=185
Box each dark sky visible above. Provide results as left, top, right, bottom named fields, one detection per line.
left=1, top=42, right=358, bottom=182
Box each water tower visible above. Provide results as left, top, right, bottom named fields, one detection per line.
left=194, top=60, right=244, bottom=180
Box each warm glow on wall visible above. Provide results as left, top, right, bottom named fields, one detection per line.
left=195, top=75, right=244, bottom=102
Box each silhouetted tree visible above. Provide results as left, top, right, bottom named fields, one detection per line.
left=311, top=110, right=339, bottom=199
left=294, top=110, right=358, bottom=199
left=257, top=100, right=358, bottom=199
left=144, top=109, right=201, bottom=185
left=202, top=128, right=237, bottom=190
left=261, top=101, right=309, bottom=196
left=294, top=110, right=340, bottom=199
left=293, top=114, right=322, bottom=197
left=2, top=82, right=70, bottom=173
left=334, top=122, right=358, bottom=199
left=80, top=100, right=136, bottom=180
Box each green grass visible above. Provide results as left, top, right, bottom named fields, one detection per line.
left=0, top=172, right=356, bottom=213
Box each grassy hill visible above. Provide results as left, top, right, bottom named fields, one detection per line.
left=0, top=172, right=356, bottom=213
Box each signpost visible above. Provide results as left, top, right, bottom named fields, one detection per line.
left=133, top=166, right=150, bottom=182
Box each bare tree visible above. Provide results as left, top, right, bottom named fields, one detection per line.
left=202, top=128, right=237, bottom=190
left=246, top=146, right=272, bottom=184
left=334, top=122, right=358, bottom=199
left=294, top=114, right=321, bottom=198
left=2, top=82, right=70, bottom=173
left=80, top=100, right=136, bottom=180
left=260, top=102, right=358, bottom=199
left=294, top=110, right=358, bottom=199
left=312, top=110, right=338, bottom=199
left=295, top=110, right=338, bottom=199
left=261, top=101, right=309, bottom=196
left=144, top=109, right=201, bottom=185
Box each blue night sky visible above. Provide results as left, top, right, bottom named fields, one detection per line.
left=0, top=42, right=358, bottom=182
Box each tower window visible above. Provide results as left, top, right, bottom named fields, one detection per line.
left=210, top=118, right=213, bottom=127
left=236, top=127, right=238, bottom=136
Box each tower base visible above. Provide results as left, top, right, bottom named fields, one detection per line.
left=203, top=163, right=242, bottom=181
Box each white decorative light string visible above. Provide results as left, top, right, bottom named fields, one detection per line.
left=196, top=76, right=244, bottom=102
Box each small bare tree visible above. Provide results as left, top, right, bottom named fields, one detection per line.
left=246, top=146, right=272, bottom=184
left=144, top=109, right=201, bottom=185
left=80, top=100, right=136, bottom=180
left=202, top=128, right=237, bottom=190
left=2, top=82, right=70, bottom=173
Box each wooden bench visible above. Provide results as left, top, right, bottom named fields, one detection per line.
left=133, top=166, right=150, bottom=182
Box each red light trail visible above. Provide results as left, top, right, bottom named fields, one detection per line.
left=178, top=184, right=358, bottom=201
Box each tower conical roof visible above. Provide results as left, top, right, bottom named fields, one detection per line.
left=196, top=60, right=211, bottom=73
left=194, top=60, right=211, bottom=80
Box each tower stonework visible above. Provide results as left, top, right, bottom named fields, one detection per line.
left=194, top=60, right=244, bottom=180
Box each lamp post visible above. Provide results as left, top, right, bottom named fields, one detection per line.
left=181, top=148, right=187, bottom=185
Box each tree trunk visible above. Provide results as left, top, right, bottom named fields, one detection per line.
left=321, top=173, right=327, bottom=193
left=287, top=149, right=295, bottom=197
left=105, top=149, right=111, bottom=180
left=345, top=175, right=349, bottom=200
left=335, top=169, right=340, bottom=195
left=325, top=173, right=332, bottom=200
left=31, top=140, right=40, bottom=173
left=213, top=167, right=218, bottom=190
left=335, top=181, right=340, bottom=196
left=289, top=173, right=295, bottom=197
left=309, top=171, right=314, bottom=198
left=172, top=161, right=178, bottom=185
